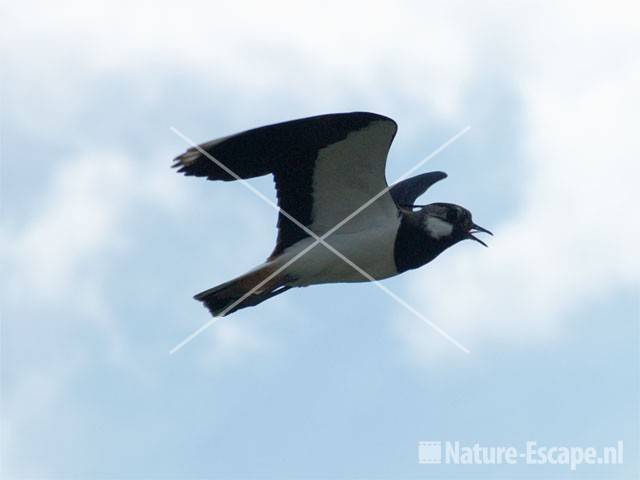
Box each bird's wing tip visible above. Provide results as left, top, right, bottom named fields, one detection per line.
left=172, top=148, right=202, bottom=169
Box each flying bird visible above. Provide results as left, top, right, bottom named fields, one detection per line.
left=173, top=112, right=491, bottom=316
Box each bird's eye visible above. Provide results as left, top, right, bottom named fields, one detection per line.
left=446, top=210, right=458, bottom=222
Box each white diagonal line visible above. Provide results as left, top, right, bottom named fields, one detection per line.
left=169, top=232, right=337, bottom=355
left=170, top=125, right=471, bottom=355
left=392, top=126, right=470, bottom=183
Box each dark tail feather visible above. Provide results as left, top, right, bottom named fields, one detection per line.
left=194, top=272, right=291, bottom=317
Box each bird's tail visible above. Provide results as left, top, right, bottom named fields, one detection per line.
left=194, top=264, right=291, bottom=317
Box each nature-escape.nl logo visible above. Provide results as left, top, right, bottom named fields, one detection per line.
left=418, top=440, right=623, bottom=471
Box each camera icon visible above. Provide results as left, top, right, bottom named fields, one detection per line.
left=418, top=441, right=442, bottom=464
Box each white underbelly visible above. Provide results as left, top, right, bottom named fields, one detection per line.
left=273, top=221, right=400, bottom=286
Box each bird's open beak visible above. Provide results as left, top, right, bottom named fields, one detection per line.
left=467, top=223, right=493, bottom=247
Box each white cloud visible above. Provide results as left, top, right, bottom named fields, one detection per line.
left=0, top=149, right=197, bottom=474
left=198, top=320, right=276, bottom=372
left=3, top=152, right=188, bottom=303
left=395, top=2, right=640, bottom=363
left=0, top=2, right=481, bottom=475
left=2, top=0, right=636, bottom=365
left=3, top=0, right=475, bottom=125
left=9, top=155, right=132, bottom=296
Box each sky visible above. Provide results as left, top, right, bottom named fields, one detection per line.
left=1, top=1, right=639, bottom=478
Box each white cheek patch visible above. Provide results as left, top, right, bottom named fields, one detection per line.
left=424, top=217, right=454, bottom=239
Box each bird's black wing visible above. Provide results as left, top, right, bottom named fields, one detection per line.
left=173, top=112, right=399, bottom=257
left=389, top=171, right=448, bottom=208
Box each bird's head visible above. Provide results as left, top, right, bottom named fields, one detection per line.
left=418, top=202, right=493, bottom=247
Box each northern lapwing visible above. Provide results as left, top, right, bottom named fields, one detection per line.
left=173, top=112, right=492, bottom=316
